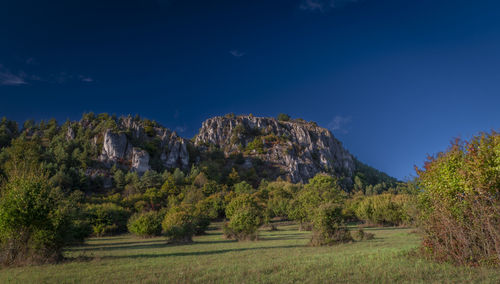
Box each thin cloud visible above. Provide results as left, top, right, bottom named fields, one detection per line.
left=0, top=65, right=27, bottom=86
left=229, top=50, right=245, bottom=58
left=300, top=0, right=357, bottom=12
left=79, top=75, right=94, bottom=83
left=328, top=115, right=352, bottom=134
left=0, top=63, right=94, bottom=86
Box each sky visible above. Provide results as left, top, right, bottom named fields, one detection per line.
left=1, top=0, right=499, bottom=180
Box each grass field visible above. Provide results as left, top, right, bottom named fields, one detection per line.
left=2, top=223, right=499, bottom=283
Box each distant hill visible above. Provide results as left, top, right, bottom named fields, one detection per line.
left=0, top=113, right=397, bottom=191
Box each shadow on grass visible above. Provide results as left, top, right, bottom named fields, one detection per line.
left=98, top=244, right=304, bottom=260
left=362, top=227, right=411, bottom=231
left=67, top=239, right=165, bottom=251
left=74, top=239, right=241, bottom=252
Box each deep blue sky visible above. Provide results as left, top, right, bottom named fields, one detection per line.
left=1, top=0, right=499, bottom=180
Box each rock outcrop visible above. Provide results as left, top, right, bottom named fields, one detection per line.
left=99, top=130, right=132, bottom=165
left=195, top=115, right=355, bottom=183
left=96, top=116, right=190, bottom=174
left=131, top=148, right=151, bottom=173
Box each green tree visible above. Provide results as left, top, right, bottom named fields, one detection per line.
left=417, top=131, right=500, bottom=266
left=127, top=211, right=163, bottom=238
left=162, top=207, right=195, bottom=243
left=0, top=173, right=77, bottom=266
left=224, top=194, right=263, bottom=240
left=277, top=113, right=291, bottom=122
left=310, top=203, right=352, bottom=246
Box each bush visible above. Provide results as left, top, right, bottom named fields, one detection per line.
left=224, top=194, right=263, bottom=240
left=288, top=174, right=344, bottom=230
left=234, top=181, right=254, bottom=194
left=86, top=203, right=130, bottom=237
left=223, top=207, right=262, bottom=241
left=310, top=203, right=352, bottom=246
left=128, top=211, right=163, bottom=237
left=354, top=193, right=413, bottom=226
left=162, top=208, right=195, bottom=243
left=417, top=131, right=500, bottom=266
left=0, top=174, right=75, bottom=266
left=277, top=113, right=291, bottom=122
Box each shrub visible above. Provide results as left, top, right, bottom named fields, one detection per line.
left=417, top=131, right=500, bottom=266
left=355, top=193, right=413, bottom=226
left=224, top=194, right=263, bottom=240
left=277, top=113, right=291, bottom=122
left=86, top=203, right=130, bottom=237
left=127, top=211, right=163, bottom=237
left=225, top=193, right=262, bottom=219
left=288, top=174, right=344, bottom=230
left=234, top=181, right=254, bottom=194
left=223, top=207, right=261, bottom=241
left=245, top=137, right=265, bottom=154
left=0, top=174, right=75, bottom=266
left=195, top=193, right=225, bottom=220
left=162, top=208, right=195, bottom=243
left=310, top=203, right=352, bottom=246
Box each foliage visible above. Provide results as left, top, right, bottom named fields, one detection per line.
left=288, top=174, right=344, bottom=229
left=233, top=181, right=254, bottom=194
left=245, top=137, right=265, bottom=154
left=277, top=113, right=291, bottom=122
left=310, top=203, right=352, bottom=246
left=86, top=203, right=130, bottom=237
left=354, top=193, right=414, bottom=226
left=162, top=207, right=195, bottom=243
left=127, top=211, right=164, bottom=237
left=416, top=131, right=500, bottom=266
left=224, top=194, right=263, bottom=240
left=0, top=174, right=75, bottom=266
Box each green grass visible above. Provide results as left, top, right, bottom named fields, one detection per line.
left=2, top=224, right=500, bottom=283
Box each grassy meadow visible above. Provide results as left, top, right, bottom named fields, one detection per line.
left=1, top=223, right=499, bottom=283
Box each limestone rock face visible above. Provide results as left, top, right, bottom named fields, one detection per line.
left=99, top=130, right=132, bottom=165
left=66, top=126, right=75, bottom=140
left=132, top=148, right=151, bottom=173
left=164, top=138, right=189, bottom=169
left=96, top=116, right=189, bottom=172
left=195, top=115, right=355, bottom=183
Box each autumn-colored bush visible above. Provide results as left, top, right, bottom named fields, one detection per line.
left=417, top=131, right=500, bottom=266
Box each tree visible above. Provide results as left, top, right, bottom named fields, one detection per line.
left=224, top=194, right=263, bottom=240
left=288, top=174, right=345, bottom=230
left=162, top=207, right=195, bottom=243
left=233, top=181, right=254, bottom=194
left=310, top=203, right=352, bottom=246
left=128, top=211, right=163, bottom=238
left=114, top=170, right=126, bottom=189
left=172, top=168, right=185, bottom=185
left=277, top=113, right=291, bottom=122
left=417, top=131, right=500, bottom=266
left=0, top=173, right=77, bottom=266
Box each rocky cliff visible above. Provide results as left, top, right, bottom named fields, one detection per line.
left=194, top=115, right=355, bottom=183
left=78, top=115, right=190, bottom=174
